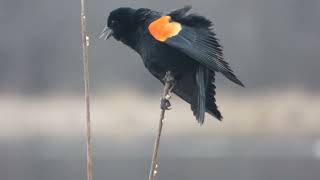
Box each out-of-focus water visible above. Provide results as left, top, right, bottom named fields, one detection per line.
left=1, top=136, right=320, bottom=180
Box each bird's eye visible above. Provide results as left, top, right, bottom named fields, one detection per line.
left=108, top=20, right=116, bottom=27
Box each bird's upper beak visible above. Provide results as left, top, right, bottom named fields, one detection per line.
left=98, top=26, right=113, bottom=40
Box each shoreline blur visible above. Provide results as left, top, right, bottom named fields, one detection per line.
left=1, top=88, right=319, bottom=138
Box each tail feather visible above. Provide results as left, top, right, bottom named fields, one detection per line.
left=192, top=65, right=206, bottom=124
left=191, top=66, right=222, bottom=124
left=170, top=66, right=222, bottom=123
left=206, top=71, right=222, bottom=120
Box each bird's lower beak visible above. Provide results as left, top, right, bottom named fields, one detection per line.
left=98, top=27, right=113, bottom=40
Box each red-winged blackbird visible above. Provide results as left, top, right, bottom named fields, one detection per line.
left=99, top=6, right=244, bottom=124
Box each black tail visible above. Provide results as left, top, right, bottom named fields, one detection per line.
left=206, top=71, right=222, bottom=120
left=170, top=66, right=222, bottom=123
left=191, top=66, right=222, bottom=124
left=191, top=65, right=206, bottom=124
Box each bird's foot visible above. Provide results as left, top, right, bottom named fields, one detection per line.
left=160, top=95, right=172, bottom=110
left=160, top=71, right=175, bottom=110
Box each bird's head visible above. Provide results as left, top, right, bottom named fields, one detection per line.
left=99, top=7, right=137, bottom=41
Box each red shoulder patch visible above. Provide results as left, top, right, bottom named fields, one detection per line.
left=148, top=16, right=182, bottom=42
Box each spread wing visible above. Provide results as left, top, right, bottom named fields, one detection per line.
left=148, top=7, right=244, bottom=87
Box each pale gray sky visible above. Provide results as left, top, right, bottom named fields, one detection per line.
left=1, top=0, right=319, bottom=94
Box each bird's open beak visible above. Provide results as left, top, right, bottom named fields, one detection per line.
left=98, top=27, right=113, bottom=40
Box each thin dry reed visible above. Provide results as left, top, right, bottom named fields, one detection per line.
left=80, top=1, right=93, bottom=180
left=148, top=72, right=173, bottom=180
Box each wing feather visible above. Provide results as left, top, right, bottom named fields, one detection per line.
left=165, top=26, right=244, bottom=86
left=147, top=7, right=244, bottom=86
left=168, top=6, right=192, bottom=18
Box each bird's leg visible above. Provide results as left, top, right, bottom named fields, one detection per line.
left=160, top=71, right=175, bottom=110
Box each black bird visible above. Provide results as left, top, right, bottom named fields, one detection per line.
left=99, top=6, right=244, bottom=124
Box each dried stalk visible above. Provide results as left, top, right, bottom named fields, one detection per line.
left=148, top=72, right=173, bottom=180
left=80, top=1, right=93, bottom=180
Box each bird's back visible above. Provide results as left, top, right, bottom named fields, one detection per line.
left=127, top=8, right=224, bottom=122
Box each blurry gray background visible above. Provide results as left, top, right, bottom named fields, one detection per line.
left=1, top=0, right=320, bottom=180
left=1, top=0, right=320, bottom=94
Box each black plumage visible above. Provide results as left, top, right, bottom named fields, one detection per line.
left=100, top=6, right=243, bottom=124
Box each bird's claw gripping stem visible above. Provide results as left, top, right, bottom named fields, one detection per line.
left=160, top=71, right=175, bottom=110
left=160, top=96, right=171, bottom=110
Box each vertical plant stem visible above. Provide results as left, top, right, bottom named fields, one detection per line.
left=148, top=73, right=173, bottom=180
left=80, top=1, right=93, bottom=180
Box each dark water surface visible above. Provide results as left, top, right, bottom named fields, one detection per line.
left=1, top=136, right=320, bottom=180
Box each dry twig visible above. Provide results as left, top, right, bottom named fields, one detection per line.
left=80, top=1, right=93, bottom=180
left=148, top=72, right=174, bottom=180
